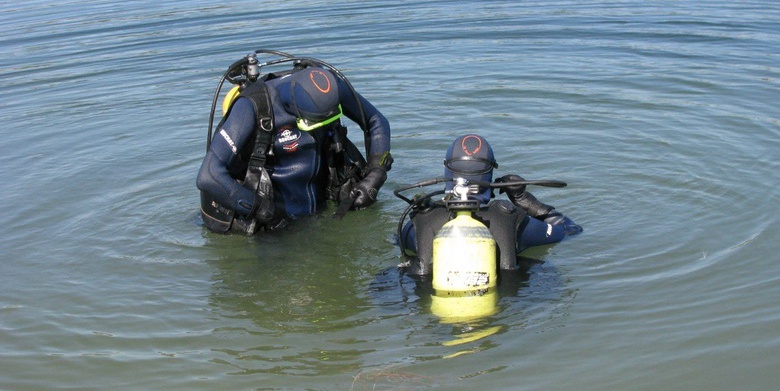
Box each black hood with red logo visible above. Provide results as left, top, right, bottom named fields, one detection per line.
left=283, top=67, right=341, bottom=122
left=443, top=134, right=497, bottom=203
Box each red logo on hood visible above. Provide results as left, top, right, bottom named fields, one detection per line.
left=310, top=70, right=332, bottom=93
left=461, top=135, right=483, bottom=156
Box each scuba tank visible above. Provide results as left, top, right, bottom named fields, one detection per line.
left=432, top=178, right=497, bottom=293
left=430, top=178, right=499, bottom=321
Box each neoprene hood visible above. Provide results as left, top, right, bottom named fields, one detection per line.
left=444, top=134, right=497, bottom=203
left=288, top=67, right=341, bottom=122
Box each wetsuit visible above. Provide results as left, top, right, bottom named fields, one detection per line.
left=196, top=70, right=391, bottom=229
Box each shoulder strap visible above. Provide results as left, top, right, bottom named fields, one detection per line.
left=474, top=200, right=527, bottom=270
left=410, top=206, right=452, bottom=275
left=238, top=81, right=274, bottom=170
left=234, top=80, right=276, bottom=235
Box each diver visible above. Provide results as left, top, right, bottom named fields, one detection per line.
left=197, top=51, right=393, bottom=234
left=397, top=134, right=582, bottom=275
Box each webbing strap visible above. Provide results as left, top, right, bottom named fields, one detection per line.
left=239, top=81, right=274, bottom=171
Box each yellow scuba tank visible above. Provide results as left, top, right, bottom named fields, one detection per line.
left=430, top=209, right=499, bottom=322
left=222, top=85, right=241, bottom=116
left=432, top=211, right=497, bottom=292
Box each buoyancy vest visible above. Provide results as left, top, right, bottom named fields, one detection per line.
left=407, top=199, right=529, bottom=275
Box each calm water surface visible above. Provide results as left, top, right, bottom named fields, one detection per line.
left=1, top=1, right=779, bottom=390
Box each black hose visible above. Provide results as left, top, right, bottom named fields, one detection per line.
left=252, top=50, right=368, bottom=133
left=206, top=61, right=245, bottom=151
left=393, top=177, right=567, bottom=203
left=393, top=177, right=449, bottom=204
left=480, top=179, right=568, bottom=188
left=396, top=189, right=446, bottom=257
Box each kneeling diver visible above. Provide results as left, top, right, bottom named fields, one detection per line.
left=397, top=134, right=582, bottom=275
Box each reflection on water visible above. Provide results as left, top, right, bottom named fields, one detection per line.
left=204, top=231, right=577, bottom=380
left=203, top=215, right=382, bottom=377
left=370, top=254, right=575, bottom=350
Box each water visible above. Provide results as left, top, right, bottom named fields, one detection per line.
left=1, top=0, right=779, bottom=389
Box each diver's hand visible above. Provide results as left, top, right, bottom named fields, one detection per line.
left=497, top=174, right=554, bottom=217
left=251, top=192, right=274, bottom=225
left=351, top=168, right=387, bottom=209
left=496, top=174, right=527, bottom=198
left=250, top=169, right=275, bottom=225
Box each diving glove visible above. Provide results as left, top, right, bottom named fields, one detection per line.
left=497, top=174, right=583, bottom=235
left=496, top=174, right=554, bottom=218
left=249, top=168, right=275, bottom=225
left=351, top=153, right=392, bottom=209
left=352, top=168, right=386, bottom=209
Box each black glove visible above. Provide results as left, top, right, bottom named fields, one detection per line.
left=496, top=174, right=527, bottom=198
left=496, top=174, right=554, bottom=218
left=351, top=168, right=387, bottom=209
left=371, top=151, right=393, bottom=172
left=249, top=168, right=275, bottom=225
left=350, top=152, right=392, bottom=209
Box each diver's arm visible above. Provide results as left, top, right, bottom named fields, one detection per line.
left=337, top=80, right=391, bottom=162
left=540, top=211, right=583, bottom=236
left=196, top=98, right=258, bottom=216
left=497, top=174, right=582, bottom=236
left=516, top=205, right=583, bottom=252
left=400, top=220, right=418, bottom=256
left=517, top=216, right=568, bottom=252
left=338, top=80, right=393, bottom=208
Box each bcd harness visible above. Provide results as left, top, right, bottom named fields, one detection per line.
left=405, top=200, right=529, bottom=275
